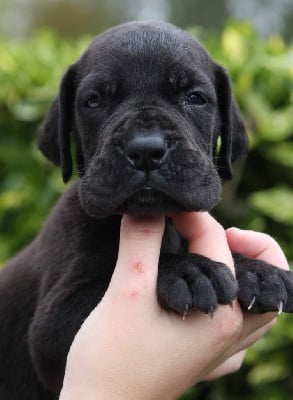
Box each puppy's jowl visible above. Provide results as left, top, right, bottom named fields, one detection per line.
left=1, top=21, right=293, bottom=399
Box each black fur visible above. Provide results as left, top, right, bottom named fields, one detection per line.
left=1, top=21, right=292, bottom=399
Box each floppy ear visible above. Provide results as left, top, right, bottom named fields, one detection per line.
left=214, top=65, right=249, bottom=180
left=38, top=64, right=76, bottom=183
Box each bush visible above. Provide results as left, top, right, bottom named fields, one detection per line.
left=0, top=22, right=292, bottom=399
left=196, top=22, right=293, bottom=259
left=0, top=31, right=90, bottom=260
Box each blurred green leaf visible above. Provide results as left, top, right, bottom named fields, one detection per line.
left=248, top=363, right=288, bottom=386
left=266, top=143, right=293, bottom=167
left=249, top=186, right=293, bottom=225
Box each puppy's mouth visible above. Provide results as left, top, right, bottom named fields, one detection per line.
left=118, top=188, right=184, bottom=215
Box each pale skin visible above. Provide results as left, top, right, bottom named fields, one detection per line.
left=59, top=212, right=289, bottom=400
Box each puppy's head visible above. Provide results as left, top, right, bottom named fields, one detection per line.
left=38, top=21, right=248, bottom=218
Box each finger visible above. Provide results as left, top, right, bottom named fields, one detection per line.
left=109, top=215, right=165, bottom=297
left=202, top=314, right=276, bottom=381
left=226, top=228, right=289, bottom=270
left=239, top=309, right=277, bottom=339
left=236, top=316, right=276, bottom=352
left=203, top=350, right=247, bottom=381
left=172, top=212, right=234, bottom=271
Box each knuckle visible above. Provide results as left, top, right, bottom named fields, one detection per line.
left=215, top=305, right=243, bottom=342
left=229, top=357, right=243, bottom=374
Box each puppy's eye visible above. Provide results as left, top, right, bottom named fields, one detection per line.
left=186, top=92, right=207, bottom=106
left=86, top=95, right=101, bottom=109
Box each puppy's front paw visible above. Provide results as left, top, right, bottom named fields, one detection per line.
left=157, top=254, right=238, bottom=316
left=234, top=254, right=293, bottom=314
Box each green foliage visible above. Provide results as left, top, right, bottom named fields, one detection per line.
left=200, top=22, right=293, bottom=261
left=0, top=31, right=90, bottom=261
left=0, top=22, right=293, bottom=399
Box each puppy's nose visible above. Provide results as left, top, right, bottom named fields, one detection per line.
left=124, top=133, right=167, bottom=171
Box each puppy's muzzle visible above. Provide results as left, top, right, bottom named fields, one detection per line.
left=119, top=130, right=175, bottom=173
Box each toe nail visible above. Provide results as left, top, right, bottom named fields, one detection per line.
left=248, top=296, right=256, bottom=311
left=277, top=301, right=283, bottom=315
left=182, top=304, right=189, bottom=320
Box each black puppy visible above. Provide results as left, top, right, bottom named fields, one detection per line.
left=1, top=21, right=293, bottom=400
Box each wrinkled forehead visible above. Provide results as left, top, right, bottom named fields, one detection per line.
left=76, top=22, right=216, bottom=85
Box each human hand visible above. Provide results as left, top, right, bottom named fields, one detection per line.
left=59, top=213, right=288, bottom=400
left=203, top=226, right=290, bottom=380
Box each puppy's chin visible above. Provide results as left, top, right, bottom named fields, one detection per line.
left=77, top=158, right=223, bottom=219
left=78, top=184, right=221, bottom=220
left=117, top=189, right=186, bottom=216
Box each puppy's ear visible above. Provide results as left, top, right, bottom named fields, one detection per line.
left=38, top=64, right=76, bottom=183
left=214, top=65, right=248, bottom=180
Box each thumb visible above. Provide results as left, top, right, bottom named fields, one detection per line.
left=226, top=228, right=289, bottom=271
left=108, top=215, right=165, bottom=301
